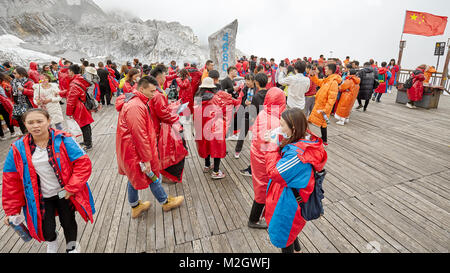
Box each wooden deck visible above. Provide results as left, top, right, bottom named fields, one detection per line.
left=1, top=89, right=449, bottom=253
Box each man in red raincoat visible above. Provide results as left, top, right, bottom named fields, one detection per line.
left=65, top=65, right=94, bottom=150
left=150, top=65, right=188, bottom=183
left=115, top=76, right=184, bottom=218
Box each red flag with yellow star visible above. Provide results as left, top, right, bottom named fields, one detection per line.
left=403, top=11, right=447, bottom=36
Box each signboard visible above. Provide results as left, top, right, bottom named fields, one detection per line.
left=435, top=42, right=446, bottom=56
left=208, top=19, right=238, bottom=79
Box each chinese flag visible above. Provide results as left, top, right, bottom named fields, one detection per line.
left=403, top=11, right=448, bottom=36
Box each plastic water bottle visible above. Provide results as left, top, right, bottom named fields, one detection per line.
left=268, top=127, right=284, bottom=145
left=9, top=215, right=32, bottom=242
left=139, top=162, right=159, bottom=183
left=321, top=112, right=330, bottom=124
left=247, top=88, right=254, bottom=104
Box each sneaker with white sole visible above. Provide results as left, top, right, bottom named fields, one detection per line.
left=336, top=120, right=345, bottom=126
left=227, top=134, right=239, bottom=141
left=345, top=118, right=350, bottom=124
left=234, top=152, right=240, bottom=159
left=203, top=166, right=213, bottom=173
left=240, top=167, right=252, bottom=177
left=10, top=132, right=21, bottom=138
left=211, top=170, right=226, bottom=180
left=406, top=103, right=413, bottom=109
left=46, top=239, right=59, bottom=253
left=0, top=136, right=6, bottom=141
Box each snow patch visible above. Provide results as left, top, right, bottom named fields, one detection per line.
left=0, top=34, right=58, bottom=65
left=66, top=0, right=81, bottom=6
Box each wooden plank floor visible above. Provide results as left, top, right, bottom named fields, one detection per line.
left=1, top=89, right=449, bottom=253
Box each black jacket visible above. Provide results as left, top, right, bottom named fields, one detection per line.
left=357, top=67, right=377, bottom=100
left=97, top=68, right=110, bottom=88
left=221, top=77, right=239, bottom=99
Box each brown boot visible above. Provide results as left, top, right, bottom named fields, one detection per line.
left=162, top=195, right=184, bottom=212
left=131, top=201, right=151, bottom=219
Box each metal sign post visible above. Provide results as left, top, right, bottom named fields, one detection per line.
left=434, top=42, right=446, bottom=85
left=435, top=42, right=446, bottom=71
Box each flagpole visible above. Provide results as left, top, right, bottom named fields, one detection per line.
left=397, top=10, right=407, bottom=83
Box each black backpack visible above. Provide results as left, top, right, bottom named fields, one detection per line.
left=74, top=83, right=99, bottom=111
left=292, top=169, right=326, bottom=221
left=403, top=77, right=414, bottom=90
left=167, top=79, right=179, bottom=101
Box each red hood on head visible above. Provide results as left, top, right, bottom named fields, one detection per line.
left=71, top=74, right=90, bottom=89
left=378, top=67, right=388, bottom=74
left=264, top=87, right=286, bottom=117
left=30, top=62, right=38, bottom=71
left=243, top=61, right=249, bottom=70
left=300, top=132, right=328, bottom=172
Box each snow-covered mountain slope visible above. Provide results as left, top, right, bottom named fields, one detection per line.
left=0, top=0, right=208, bottom=66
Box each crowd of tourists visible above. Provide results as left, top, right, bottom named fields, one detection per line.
left=0, top=54, right=430, bottom=253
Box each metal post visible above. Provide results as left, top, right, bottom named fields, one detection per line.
left=440, top=39, right=450, bottom=88
left=396, top=10, right=407, bottom=85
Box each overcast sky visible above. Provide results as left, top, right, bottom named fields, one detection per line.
left=93, top=0, right=449, bottom=70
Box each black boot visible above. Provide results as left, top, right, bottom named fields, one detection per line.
left=248, top=201, right=267, bottom=229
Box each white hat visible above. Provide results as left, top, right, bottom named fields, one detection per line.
left=199, top=77, right=217, bottom=89
left=84, top=66, right=97, bottom=75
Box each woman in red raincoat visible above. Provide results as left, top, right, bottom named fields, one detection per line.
left=2, top=108, right=95, bottom=252
left=248, top=87, right=286, bottom=229
left=28, top=62, right=40, bottom=84
left=194, top=77, right=243, bottom=179
left=406, top=66, right=426, bottom=109
left=176, top=69, right=193, bottom=116
left=0, top=87, right=18, bottom=139
left=387, top=59, right=399, bottom=92
left=264, top=109, right=327, bottom=253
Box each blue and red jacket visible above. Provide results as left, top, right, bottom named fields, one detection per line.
left=2, top=129, right=95, bottom=242
left=264, top=134, right=327, bottom=248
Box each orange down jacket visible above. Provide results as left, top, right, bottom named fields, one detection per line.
left=309, top=74, right=342, bottom=128
left=335, top=75, right=360, bottom=119
left=424, top=66, right=436, bottom=84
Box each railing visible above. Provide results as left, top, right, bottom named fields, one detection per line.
left=398, top=69, right=450, bottom=95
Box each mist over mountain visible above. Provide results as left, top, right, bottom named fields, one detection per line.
left=0, top=0, right=209, bottom=66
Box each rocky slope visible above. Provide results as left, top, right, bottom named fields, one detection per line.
left=0, top=0, right=208, bottom=66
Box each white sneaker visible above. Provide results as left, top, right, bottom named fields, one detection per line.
left=336, top=120, right=345, bottom=126
left=211, top=170, right=226, bottom=180
left=345, top=118, right=350, bottom=124
left=406, top=103, right=413, bottom=109
left=10, top=132, right=20, bottom=138
left=227, top=134, right=239, bottom=141
left=46, top=240, right=59, bottom=253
